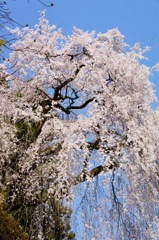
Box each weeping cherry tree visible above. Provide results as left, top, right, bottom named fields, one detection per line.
left=0, top=12, right=159, bottom=239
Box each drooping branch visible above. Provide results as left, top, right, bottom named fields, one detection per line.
left=69, top=133, right=125, bottom=186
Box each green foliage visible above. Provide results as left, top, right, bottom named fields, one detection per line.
left=49, top=197, right=75, bottom=240
left=0, top=206, right=28, bottom=240
left=9, top=196, right=75, bottom=240
left=15, top=120, right=42, bottom=144
left=68, top=232, right=75, bottom=239
left=2, top=173, right=75, bottom=240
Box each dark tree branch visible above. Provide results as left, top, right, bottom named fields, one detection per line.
left=87, top=138, right=100, bottom=150
left=54, top=103, right=70, bottom=114
left=83, top=46, right=92, bottom=58
left=53, top=77, right=74, bottom=100
left=71, top=161, right=120, bottom=186
left=37, top=0, right=54, bottom=7
left=27, top=0, right=54, bottom=7
left=67, top=53, right=82, bottom=61
left=53, top=97, right=94, bottom=114
left=53, top=64, right=85, bottom=101
left=66, top=97, right=95, bottom=111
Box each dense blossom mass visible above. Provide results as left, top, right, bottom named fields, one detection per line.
left=0, top=12, right=159, bottom=239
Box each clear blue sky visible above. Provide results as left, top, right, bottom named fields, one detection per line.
left=7, top=0, right=159, bottom=68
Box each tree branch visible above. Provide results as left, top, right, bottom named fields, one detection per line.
left=53, top=64, right=85, bottom=101
left=66, top=97, right=95, bottom=111
left=87, top=138, right=100, bottom=150
left=53, top=103, right=70, bottom=114
left=71, top=161, right=119, bottom=186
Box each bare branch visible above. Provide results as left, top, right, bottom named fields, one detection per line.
left=54, top=103, right=70, bottom=114
left=37, top=0, right=54, bottom=7
left=53, top=64, right=85, bottom=101
left=67, top=97, right=95, bottom=111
